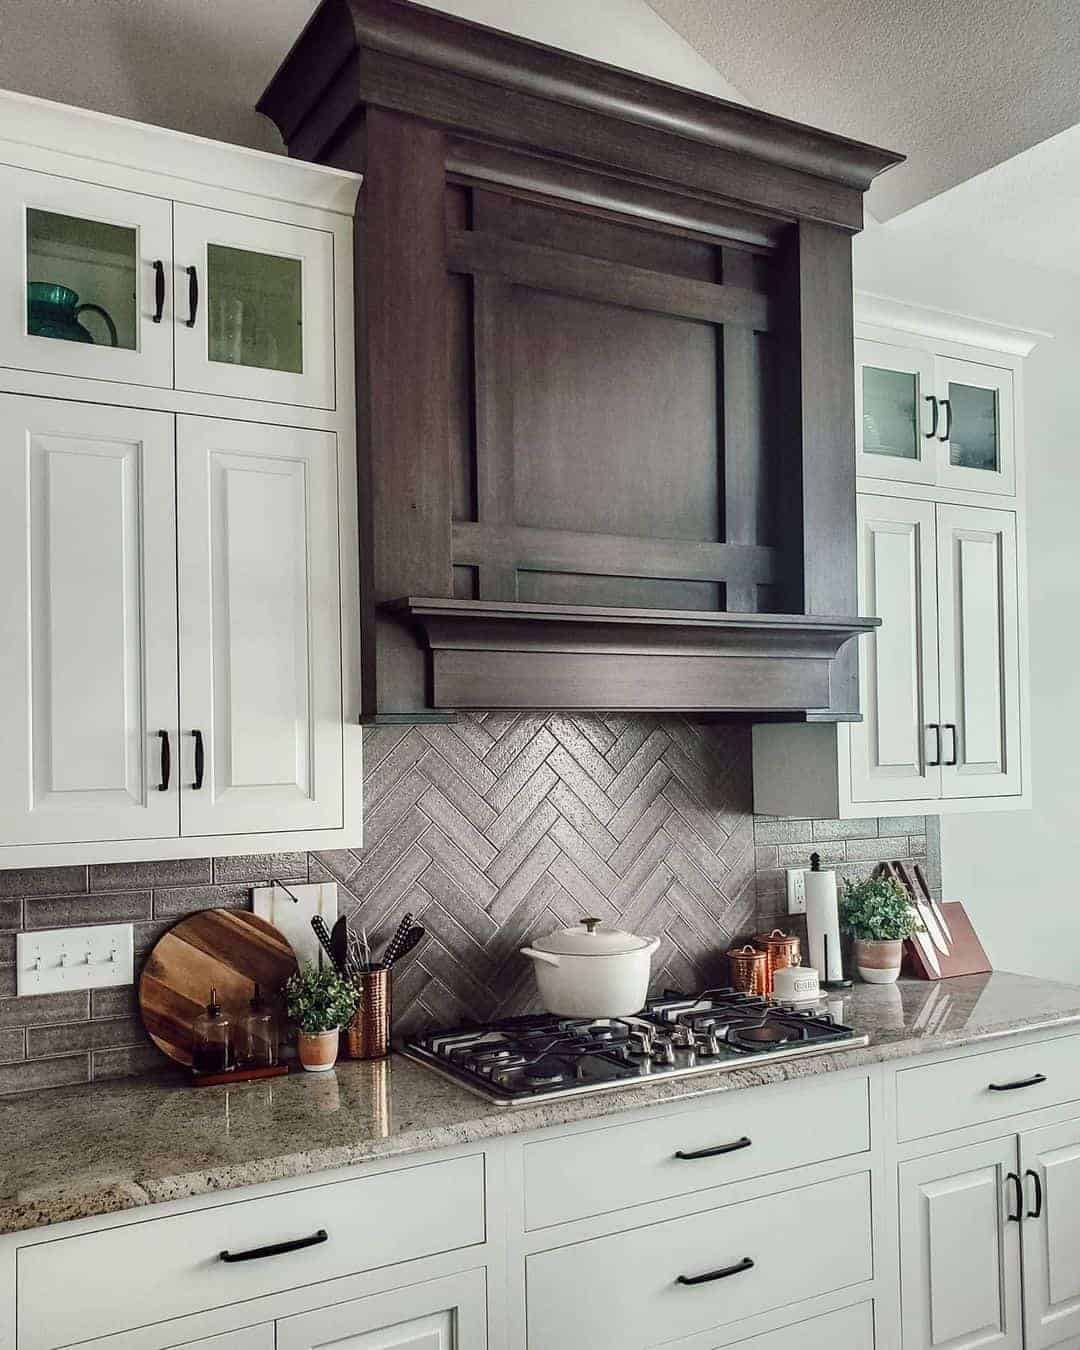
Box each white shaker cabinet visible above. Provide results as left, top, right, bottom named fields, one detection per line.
left=899, top=1137, right=1024, bottom=1350
left=277, top=1271, right=486, bottom=1350
left=1019, top=1118, right=1080, bottom=1350
left=176, top=417, right=343, bottom=836
left=0, top=394, right=180, bottom=846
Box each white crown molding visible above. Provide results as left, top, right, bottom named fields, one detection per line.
left=855, top=290, right=1051, bottom=357
left=0, top=88, right=361, bottom=216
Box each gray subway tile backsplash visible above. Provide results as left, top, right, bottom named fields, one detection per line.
left=0, top=713, right=935, bottom=1095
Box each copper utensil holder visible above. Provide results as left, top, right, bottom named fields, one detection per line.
left=755, top=928, right=801, bottom=995
left=727, top=943, right=768, bottom=996
left=342, top=966, right=391, bottom=1060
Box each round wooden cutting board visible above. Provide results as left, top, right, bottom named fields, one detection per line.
left=139, top=909, right=299, bottom=1067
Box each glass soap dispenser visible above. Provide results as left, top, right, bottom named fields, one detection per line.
left=192, top=986, right=233, bottom=1075
left=239, top=983, right=279, bottom=1068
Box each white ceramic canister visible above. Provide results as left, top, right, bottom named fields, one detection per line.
left=770, top=963, right=821, bottom=1007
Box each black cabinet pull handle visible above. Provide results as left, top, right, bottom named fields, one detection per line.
left=192, top=729, right=205, bottom=790
left=220, top=1229, right=327, bottom=1264
left=678, top=1256, right=754, bottom=1287
left=939, top=397, right=952, bottom=441
left=185, top=265, right=199, bottom=328
left=943, top=723, right=958, bottom=766
left=1026, top=1168, right=1043, bottom=1219
left=157, top=730, right=171, bottom=792
left=924, top=394, right=939, bottom=438
left=1006, top=1172, right=1022, bottom=1222
left=927, top=724, right=942, bottom=767
left=151, top=260, right=165, bottom=324
left=989, top=1073, right=1046, bottom=1092
left=675, top=1136, right=752, bottom=1161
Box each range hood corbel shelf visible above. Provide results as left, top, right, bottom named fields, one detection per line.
left=389, top=598, right=880, bottom=714
left=259, top=0, right=902, bottom=722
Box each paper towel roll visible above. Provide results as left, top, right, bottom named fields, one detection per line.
left=805, top=865, right=843, bottom=982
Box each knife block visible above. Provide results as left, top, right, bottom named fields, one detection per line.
left=903, top=902, right=992, bottom=981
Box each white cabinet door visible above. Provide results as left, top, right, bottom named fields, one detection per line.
left=856, top=338, right=938, bottom=484
left=936, top=357, right=1015, bottom=497
left=936, top=505, right=1022, bottom=799
left=276, top=1271, right=486, bottom=1350
left=899, top=1138, right=1023, bottom=1350
left=0, top=164, right=173, bottom=388
left=0, top=394, right=179, bottom=846
left=173, top=204, right=335, bottom=409
left=1020, top=1119, right=1080, bottom=1350
left=177, top=417, right=343, bottom=836
left=849, top=494, right=941, bottom=803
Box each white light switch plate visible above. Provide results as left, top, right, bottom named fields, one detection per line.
left=16, top=924, right=134, bottom=996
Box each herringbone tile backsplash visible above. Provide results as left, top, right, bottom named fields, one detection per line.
left=0, top=713, right=935, bottom=1094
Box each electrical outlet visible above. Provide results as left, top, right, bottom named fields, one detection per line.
left=16, top=924, right=134, bottom=996
left=786, top=867, right=807, bottom=915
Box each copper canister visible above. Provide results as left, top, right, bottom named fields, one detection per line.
left=727, top=943, right=769, bottom=997
left=755, top=928, right=801, bottom=995
left=342, top=966, right=392, bottom=1060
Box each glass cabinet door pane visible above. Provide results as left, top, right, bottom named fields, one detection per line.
left=862, top=365, right=919, bottom=459
left=948, top=381, right=999, bottom=472
left=206, top=244, right=303, bottom=374
left=26, top=208, right=137, bottom=351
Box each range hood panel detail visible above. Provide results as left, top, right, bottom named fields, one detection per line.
left=260, top=0, right=901, bottom=722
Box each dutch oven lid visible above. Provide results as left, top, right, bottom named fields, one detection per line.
left=533, top=916, right=654, bottom=956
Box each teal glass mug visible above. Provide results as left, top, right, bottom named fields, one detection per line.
left=27, top=282, right=118, bottom=346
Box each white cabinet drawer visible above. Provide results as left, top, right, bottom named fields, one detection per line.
left=701, top=1301, right=874, bottom=1350
left=526, top=1170, right=872, bottom=1350
left=896, top=1035, right=1080, bottom=1141
left=18, top=1155, right=485, bottom=1350
left=524, top=1071, right=869, bottom=1229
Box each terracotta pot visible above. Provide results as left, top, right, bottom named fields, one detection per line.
left=296, top=1028, right=340, bottom=1073
left=853, top=938, right=903, bottom=984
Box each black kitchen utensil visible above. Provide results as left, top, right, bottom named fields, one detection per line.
left=330, top=915, right=350, bottom=975
left=381, top=912, right=414, bottom=967
left=310, top=915, right=339, bottom=970
left=387, top=924, right=425, bottom=968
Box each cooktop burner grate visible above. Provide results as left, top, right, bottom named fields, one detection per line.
left=402, top=987, right=869, bottom=1107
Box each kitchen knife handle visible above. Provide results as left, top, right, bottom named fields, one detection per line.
left=192, top=729, right=205, bottom=790
left=675, top=1136, right=752, bottom=1161
left=677, top=1256, right=754, bottom=1287
left=924, top=394, right=939, bottom=438
left=220, top=1229, right=328, bottom=1263
left=1006, top=1172, right=1022, bottom=1222
left=989, top=1073, right=1046, bottom=1092
left=156, top=730, right=171, bottom=792
left=1025, top=1168, right=1043, bottom=1219
left=927, top=724, right=942, bottom=767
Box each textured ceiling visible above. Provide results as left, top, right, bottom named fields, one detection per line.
left=645, top=0, right=1080, bottom=219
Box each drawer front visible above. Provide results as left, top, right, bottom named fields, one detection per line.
left=524, top=1071, right=869, bottom=1229
left=897, top=1035, right=1080, bottom=1141
left=526, top=1170, right=872, bottom=1350
left=708, top=1301, right=874, bottom=1350
left=18, top=1155, right=485, bottom=1350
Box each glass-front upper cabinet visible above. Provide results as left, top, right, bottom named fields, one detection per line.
left=0, top=164, right=173, bottom=386
left=173, top=204, right=335, bottom=408
left=855, top=339, right=937, bottom=484
left=936, top=355, right=1015, bottom=495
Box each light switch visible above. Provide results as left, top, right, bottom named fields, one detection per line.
left=16, top=924, right=134, bottom=996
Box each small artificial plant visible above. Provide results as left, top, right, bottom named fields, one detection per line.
left=285, top=962, right=359, bottom=1035
left=839, top=874, right=924, bottom=942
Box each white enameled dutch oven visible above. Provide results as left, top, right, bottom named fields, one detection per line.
left=520, top=917, right=661, bottom=1018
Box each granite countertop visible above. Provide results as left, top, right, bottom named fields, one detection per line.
left=3, top=970, right=1080, bottom=1237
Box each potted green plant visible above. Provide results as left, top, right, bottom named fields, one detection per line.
left=839, top=875, right=923, bottom=984
left=284, top=963, right=358, bottom=1072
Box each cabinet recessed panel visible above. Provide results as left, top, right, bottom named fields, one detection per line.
left=926, top=1168, right=1005, bottom=1345
left=276, top=1270, right=485, bottom=1350
left=937, top=357, right=1015, bottom=495
left=855, top=340, right=937, bottom=484
left=178, top=418, right=343, bottom=836
left=0, top=395, right=178, bottom=846
left=1020, top=1120, right=1080, bottom=1350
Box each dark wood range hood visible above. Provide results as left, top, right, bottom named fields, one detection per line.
left=259, top=0, right=902, bottom=722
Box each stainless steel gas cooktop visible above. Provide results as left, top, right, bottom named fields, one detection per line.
left=401, top=988, right=869, bottom=1107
